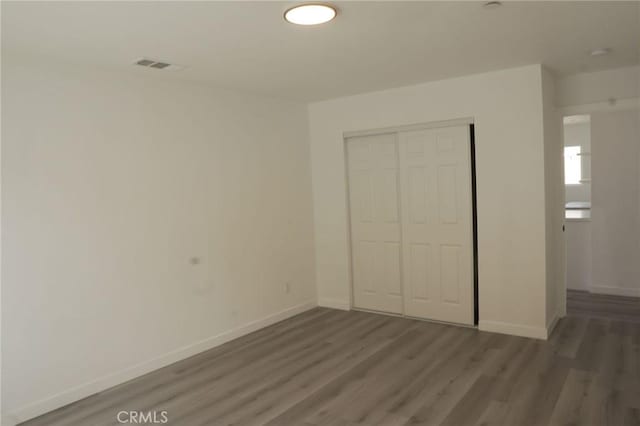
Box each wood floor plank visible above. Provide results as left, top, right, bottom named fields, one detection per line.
left=575, top=317, right=610, bottom=373
left=263, top=325, right=429, bottom=426
left=547, top=315, right=589, bottom=358
left=369, top=327, right=485, bottom=420
left=480, top=337, right=539, bottom=403
left=20, top=291, right=640, bottom=426
left=567, top=290, right=640, bottom=323
left=499, top=344, right=571, bottom=426
left=24, top=308, right=346, bottom=426
left=182, top=316, right=412, bottom=426
left=27, top=309, right=363, bottom=426
left=322, top=324, right=461, bottom=425
left=472, top=400, right=508, bottom=426
left=399, top=333, right=499, bottom=425
left=549, top=369, right=640, bottom=426
left=111, top=311, right=384, bottom=426
left=548, top=368, right=598, bottom=426
left=439, top=375, right=499, bottom=426
left=623, top=408, right=640, bottom=426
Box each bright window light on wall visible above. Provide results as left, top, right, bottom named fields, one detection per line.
left=564, top=146, right=582, bottom=185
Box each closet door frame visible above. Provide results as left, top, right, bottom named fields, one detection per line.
left=343, top=117, right=479, bottom=325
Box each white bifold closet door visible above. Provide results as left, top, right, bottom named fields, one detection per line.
left=347, top=133, right=403, bottom=314
left=347, top=125, right=474, bottom=325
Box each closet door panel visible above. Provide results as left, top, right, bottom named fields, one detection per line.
left=347, top=134, right=402, bottom=314
left=399, top=126, right=474, bottom=325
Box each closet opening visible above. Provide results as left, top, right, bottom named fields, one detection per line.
left=345, top=119, right=478, bottom=327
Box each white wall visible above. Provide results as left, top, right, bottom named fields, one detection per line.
left=590, top=108, right=640, bottom=297
left=308, top=64, right=554, bottom=339
left=542, top=67, right=565, bottom=328
left=566, top=221, right=592, bottom=292
left=556, top=65, right=640, bottom=107
left=1, top=57, right=316, bottom=424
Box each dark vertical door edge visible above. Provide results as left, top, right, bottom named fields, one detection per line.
left=470, top=124, right=479, bottom=326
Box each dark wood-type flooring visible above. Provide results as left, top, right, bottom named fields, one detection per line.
left=567, top=289, right=640, bottom=323
left=21, top=291, right=640, bottom=426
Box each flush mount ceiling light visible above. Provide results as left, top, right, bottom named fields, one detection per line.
left=284, top=4, right=336, bottom=25
left=590, top=48, right=611, bottom=57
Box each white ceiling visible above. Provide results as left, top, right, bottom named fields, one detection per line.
left=2, top=1, right=639, bottom=102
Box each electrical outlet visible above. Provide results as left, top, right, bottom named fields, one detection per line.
left=284, top=282, right=291, bottom=294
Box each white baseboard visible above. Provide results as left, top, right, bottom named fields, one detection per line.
left=7, top=300, right=316, bottom=426
left=479, top=320, right=548, bottom=340
left=589, top=285, right=640, bottom=298
left=546, top=311, right=561, bottom=338
left=566, top=285, right=589, bottom=292
left=317, top=298, right=350, bottom=310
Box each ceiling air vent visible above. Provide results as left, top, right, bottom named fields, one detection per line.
left=134, top=58, right=184, bottom=71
